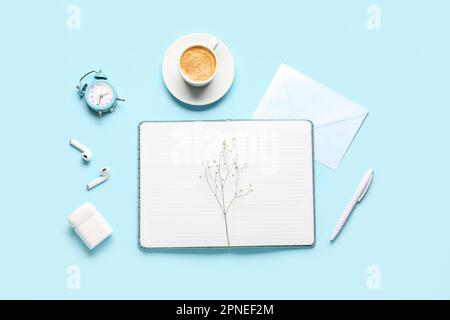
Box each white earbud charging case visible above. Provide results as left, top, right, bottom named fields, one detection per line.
left=69, top=203, right=112, bottom=250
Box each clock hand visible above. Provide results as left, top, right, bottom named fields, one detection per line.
left=99, top=91, right=110, bottom=99
left=97, top=88, right=104, bottom=104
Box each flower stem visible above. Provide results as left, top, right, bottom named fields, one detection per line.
left=224, top=214, right=231, bottom=247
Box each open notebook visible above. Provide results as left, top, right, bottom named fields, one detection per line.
left=139, top=120, right=315, bottom=248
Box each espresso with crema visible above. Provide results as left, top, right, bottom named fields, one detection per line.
left=180, top=46, right=217, bottom=81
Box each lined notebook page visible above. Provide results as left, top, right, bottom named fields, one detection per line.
left=139, top=120, right=314, bottom=248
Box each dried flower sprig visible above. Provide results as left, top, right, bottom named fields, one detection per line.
left=199, top=138, right=253, bottom=246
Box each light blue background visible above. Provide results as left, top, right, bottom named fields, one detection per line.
left=0, top=0, right=449, bottom=299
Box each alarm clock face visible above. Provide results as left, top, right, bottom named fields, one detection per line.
left=85, top=81, right=117, bottom=111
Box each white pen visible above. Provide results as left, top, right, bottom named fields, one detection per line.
left=330, top=168, right=374, bottom=242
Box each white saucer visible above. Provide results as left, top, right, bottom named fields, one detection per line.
left=162, top=33, right=235, bottom=106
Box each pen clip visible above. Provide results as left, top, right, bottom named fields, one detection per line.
left=358, top=174, right=373, bottom=202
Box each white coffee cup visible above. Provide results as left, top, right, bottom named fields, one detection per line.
left=179, top=37, right=220, bottom=87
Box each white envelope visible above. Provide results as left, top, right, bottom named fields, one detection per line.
left=253, top=64, right=368, bottom=169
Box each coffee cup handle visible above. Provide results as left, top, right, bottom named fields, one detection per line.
left=208, top=37, right=220, bottom=51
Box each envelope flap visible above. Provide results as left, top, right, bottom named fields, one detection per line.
left=314, top=115, right=367, bottom=169
left=280, top=64, right=367, bottom=125
left=253, top=65, right=294, bottom=118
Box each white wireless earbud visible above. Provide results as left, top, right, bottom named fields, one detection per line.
left=87, top=167, right=110, bottom=190
left=69, top=139, right=92, bottom=162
